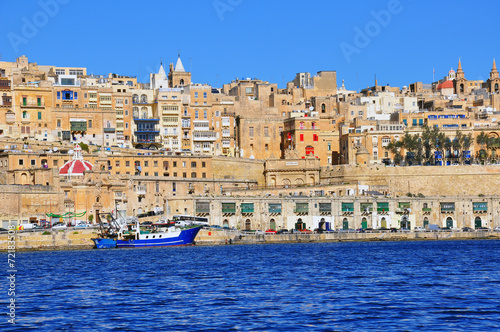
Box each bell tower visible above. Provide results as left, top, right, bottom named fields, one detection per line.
left=168, top=55, right=191, bottom=88
left=487, top=59, right=500, bottom=93
left=454, top=59, right=468, bottom=95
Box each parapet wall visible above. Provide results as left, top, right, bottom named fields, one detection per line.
left=323, top=164, right=500, bottom=196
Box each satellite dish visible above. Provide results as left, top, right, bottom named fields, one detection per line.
left=68, top=150, right=74, bottom=155
left=309, top=106, right=314, bottom=111
left=4, top=145, right=9, bottom=149
left=53, top=147, right=58, bottom=151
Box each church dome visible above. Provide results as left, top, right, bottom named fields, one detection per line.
left=437, top=80, right=454, bottom=90
left=59, top=144, right=93, bottom=176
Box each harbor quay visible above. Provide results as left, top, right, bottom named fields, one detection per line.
left=170, top=194, right=499, bottom=231
left=1, top=226, right=499, bottom=251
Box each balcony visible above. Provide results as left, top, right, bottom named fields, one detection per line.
left=21, top=101, right=45, bottom=108
left=6, top=112, right=15, bottom=124
left=134, top=126, right=160, bottom=134
left=222, top=203, right=236, bottom=214
left=295, top=204, right=309, bottom=214
left=196, top=202, right=210, bottom=214
left=70, top=121, right=87, bottom=132
left=136, top=185, right=147, bottom=195
left=1, top=97, right=12, bottom=107
left=193, top=132, right=217, bottom=141
left=241, top=203, right=254, bottom=214
left=133, top=137, right=162, bottom=144
left=319, top=203, right=332, bottom=214
left=21, top=115, right=30, bottom=123
left=269, top=204, right=282, bottom=214
left=103, top=127, right=115, bottom=133
left=133, top=99, right=154, bottom=105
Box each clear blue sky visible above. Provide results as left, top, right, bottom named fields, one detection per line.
left=1, top=0, right=499, bottom=90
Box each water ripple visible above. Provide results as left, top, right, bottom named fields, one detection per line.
left=1, top=240, right=500, bottom=331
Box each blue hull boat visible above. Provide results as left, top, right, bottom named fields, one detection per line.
left=117, top=226, right=202, bottom=248
left=93, top=226, right=202, bottom=249
left=93, top=238, right=117, bottom=249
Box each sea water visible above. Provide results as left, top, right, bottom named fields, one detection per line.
left=2, top=240, right=500, bottom=331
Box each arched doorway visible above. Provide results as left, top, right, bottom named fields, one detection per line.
left=269, top=218, right=276, bottom=230
left=319, top=218, right=326, bottom=230
left=423, top=217, right=429, bottom=229
left=361, top=217, right=368, bottom=229
left=401, top=216, right=410, bottom=230
left=381, top=217, right=387, bottom=229
left=474, top=216, right=482, bottom=228
left=342, top=218, right=349, bottom=230
left=446, top=217, right=453, bottom=229
left=223, top=219, right=229, bottom=229
left=245, top=219, right=251, bottom=231
left=295, top=218, right=304, bottom=230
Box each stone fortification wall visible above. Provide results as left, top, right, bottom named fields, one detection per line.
left=212, top=157, right=265, bottom=186
left=323, top=164, right=500, bottom=196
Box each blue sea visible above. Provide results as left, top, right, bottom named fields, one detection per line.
left=2, top=240, right=500, bottom=331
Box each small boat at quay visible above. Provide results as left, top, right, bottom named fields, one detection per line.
left=92, top=213, right=202, bottom=249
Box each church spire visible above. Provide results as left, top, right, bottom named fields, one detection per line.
left=174, top=55, right=185, bottom=72
left=456, top=58, right=465, bottom=80
left=490, top=58, right=499, bottom=79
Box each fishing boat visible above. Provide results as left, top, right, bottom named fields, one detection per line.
left=92, top=213, right=202, bottom=249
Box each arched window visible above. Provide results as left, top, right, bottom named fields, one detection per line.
left=223, top=219, right=229, bottom=228
left=460, top=84, right=464, bottom=93
left=305, top=146, right=314, bottom=155
left=423, top=203, right=428, bottom=209
left=179, top=79, right=185, bottom=86
left=495, top=83, right=499, bottom=92
left=321, top=104, right=326, bottom=112
left=191, top=172, right=197, bottom=178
